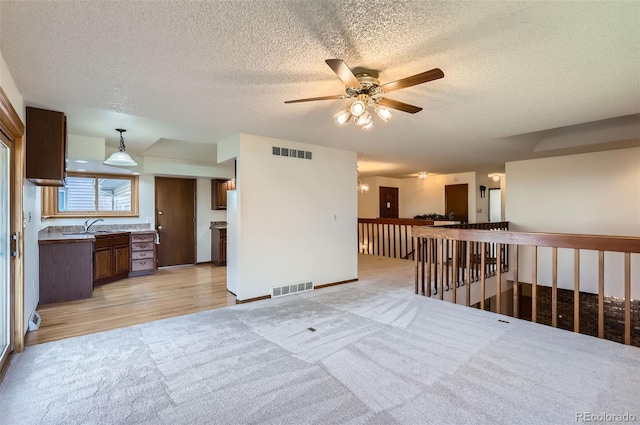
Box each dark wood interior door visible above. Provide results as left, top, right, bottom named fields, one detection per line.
left=155, top=177, right=196, bottom=267
left=445, top=184, right=468, bottom=223
left=379, top=186, right=399, bottom=218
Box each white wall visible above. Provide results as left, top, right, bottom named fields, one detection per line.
left=506, top=148, right=640, bottom=298
left=0, top=52, right=24, bottom=120
left=2, top=50, right=37, bottom=332
left=357, top=172, right=478, bottom=222
left=219, top=133, right=358, bottom=301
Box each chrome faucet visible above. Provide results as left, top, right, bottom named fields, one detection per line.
left=84, top=218, right=104, bottom=233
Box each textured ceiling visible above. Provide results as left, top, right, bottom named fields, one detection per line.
left=1, top=1, right=639, bottom=176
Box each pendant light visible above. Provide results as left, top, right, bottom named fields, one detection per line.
left=104, top=128, right=137, bottom=166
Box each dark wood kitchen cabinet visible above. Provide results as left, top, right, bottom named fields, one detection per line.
left=129, top=232, right=157, bottom=277
left=211, top=227, right=227, bottom=266
left=39, top=240, right=93, bottom=304
left=26, top=106, right=67, bottom=186
left=94, top=233, right=130, bottom=285
left=211, top=179, right=235, bottom=210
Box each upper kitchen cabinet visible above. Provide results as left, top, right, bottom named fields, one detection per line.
left=212, top=179, right=236, bottom=210
left=26, top=106, right=67, bottom=186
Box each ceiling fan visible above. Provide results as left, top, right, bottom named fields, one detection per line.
left=285, top=59, right=444, bottom=130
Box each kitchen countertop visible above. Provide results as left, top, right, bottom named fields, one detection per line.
left=39, top=226, right=157, bottom=244
left=210, top=221, right=227, bottom=230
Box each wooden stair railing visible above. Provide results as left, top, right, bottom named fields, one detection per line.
left=412, top=226, right=640, bottom=346
left=358, top=219, right=509, bottom=262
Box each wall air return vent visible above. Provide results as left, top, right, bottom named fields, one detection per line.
left=272, top=146, right=312, bottom=160
left=272, top=281, right=314, bottom=298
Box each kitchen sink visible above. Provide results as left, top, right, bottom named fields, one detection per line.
left=62, top=230, right=111, bottom=235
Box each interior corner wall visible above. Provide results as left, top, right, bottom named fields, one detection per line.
left=505, top=148, right=640, bottom=298
left=233, top=133, right=358, bottom=300
left=1, top=51, right=24, bottom=121
left=2, top=49, right=35, bottom=331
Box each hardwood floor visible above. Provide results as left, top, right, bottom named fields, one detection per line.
left=25, top=264, right=235, bottom=346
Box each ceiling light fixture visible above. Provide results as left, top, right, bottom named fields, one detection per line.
left=333, top=109, right=351, bottom=126
left=375, top=106, right=393, bottom=122
left=488, top=173, right=501, bottom=182
left=332, top=91, right=394, bottom=132
left=418, top=171, right=428, bottom=180
left=104, top=128, right=137, bottom=166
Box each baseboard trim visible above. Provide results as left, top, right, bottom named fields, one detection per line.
left=235, top=278, right=359, bottom=304
left=235, top=294, right=271, bottom=304
left=315, top=278, right=358, bottom=289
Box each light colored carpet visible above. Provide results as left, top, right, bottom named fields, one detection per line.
left=1, top=255, right=639, bottom=425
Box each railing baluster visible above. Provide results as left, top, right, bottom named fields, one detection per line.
left=532, top=246, right=538, bottom=323
left=377, top=223, right=380, bottom=256
left=404, top=225, right=409, bottom=259
left=552, top=247, right=558, bottom=328
left=410, top=229, right=415, bottom=260
left=393, top=224, right=397, bottom=258
left=480, top=242, right=486, bottom=310
left=466, top=241, right=471, bottom=307
left=625, top=252, right=631, bottom=345
left=452, top=240, right=458, bottom=304
left=513, top=245, right=519, bottom=319
left=445, top=239, right=450, bottom=291
left=496, top=243, right=502, bottom=314
left=433, top=239, right=438, bottom=295
left=438, top=239, right=444, bottom=300
left=598, top=251, right=604, bottom=339
left=574, top=249, right=580, bottom=333
left=426, top=238, right=432, bottom=297
left=414, top=237, right=420, bottom=294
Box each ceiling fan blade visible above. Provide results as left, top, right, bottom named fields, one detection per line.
left=284, top=95, right=345, bottom=104
left=380, top=68, right=444, bottom=93
left=325, top=59, right=362, bottom=88
left=377, top=98, right=423, bottom=114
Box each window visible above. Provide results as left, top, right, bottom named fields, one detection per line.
left=42, top=172, right=139, bottom=218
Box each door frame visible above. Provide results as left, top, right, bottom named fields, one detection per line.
left=0, top=85, right=26, bottom=372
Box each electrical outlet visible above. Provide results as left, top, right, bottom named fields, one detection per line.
left=477, top=209, right=482, bottom=213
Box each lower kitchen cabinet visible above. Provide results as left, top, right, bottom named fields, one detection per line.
left=211, top=227, right=227, bottom=266
left=94, top=233, right=130, bottom=285
left=129, top=232, right=157, bottom=277
left=39, top=240, right=93, bottom=304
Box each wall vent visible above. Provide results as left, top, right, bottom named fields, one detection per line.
left=272, top=281, right=314, bottom=298
left=272, top=146, right=312, bottom=160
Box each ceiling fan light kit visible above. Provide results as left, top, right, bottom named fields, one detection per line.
left=285, top=59, right=444, bottom=131
left=333, top=109, right=352, bottom=126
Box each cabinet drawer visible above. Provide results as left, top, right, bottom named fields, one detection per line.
left=131, top=250, right=153, bottom=260
left=131, top=259, right=154, bottom=271
left=132, top=242, right=154, bottom=251
left=112, top=235, right=130, bottom=246
left=131, top=233, right=155, bottom=243
left=94, top=236, right=111, bottom=249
